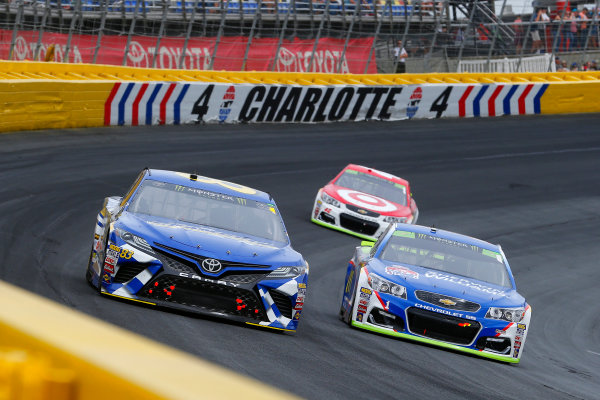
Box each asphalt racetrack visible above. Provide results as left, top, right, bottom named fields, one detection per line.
left=1, top=115, right=600, bottom=400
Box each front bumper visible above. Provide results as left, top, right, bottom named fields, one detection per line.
left=311, top=194, right=417, bottom=241
left=346, top=273, right=531, bottom=363
left=90, top=235, right=307, bottom=332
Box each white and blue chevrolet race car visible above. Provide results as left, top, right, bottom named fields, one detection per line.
left=86, top=169, right=308, bottom=332
left=340, top=223, right=531, bottom=363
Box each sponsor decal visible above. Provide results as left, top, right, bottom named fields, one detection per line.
left=219, top=86, right=235, bottom=123
left=336, top=189, right=398, bottom=213
left=513, top=347, right=520, bottom=358
left=515, top=335, right=522, bottom=341
left=359, top=299, right=369, bottom=306
left=359, top=291, right=371, bottom=300
left=424, top=271, right=507, bottom=297
left=104, top=254, right=117, bottom=266
left=297, top=288, right=307, bottom=297
left=178, top=272, right=239, bottom=287
left=360, top=287, right=372, bottom=295
left=406, top=87, right=422, bottom=119
left=293, top=311, right=301, bottom=320
left=458, top=322, right=471, bottom=327
left=517, top=323, right=527, bottom=330
left=517, top=328, right=525, bottom=335
left=385, top=266, right=419, bottom=279
left=495, top=329, right=505, bottom=335
left=357, top=312, right=364, bottom=322
left=298, top=283, right=307, bottom=289
left=103, top=264, right=115, bottom=274
left=294, top=302, right=304, bottom=310
left=324, top=208, right=332, bottom=214
left=415, top=303, right=476, bottom=320
left=357, top=304, right=368, bottom=313
left=102, top=273, right=112, bottom=285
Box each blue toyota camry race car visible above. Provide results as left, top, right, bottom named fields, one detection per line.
left=339, top=223, right=531, bottom=363
left=86, top=169, right=308, bottom=332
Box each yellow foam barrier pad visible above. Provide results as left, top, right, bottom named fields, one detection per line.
left=2, top=60, right=600, bottom=85
left=0, top=280, right=299, bottom=400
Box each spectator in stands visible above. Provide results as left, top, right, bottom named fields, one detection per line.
left=568, top=9, right=578, bottom=50
left=591, top=60, right=598, bottom=70
left=393, top=39, right=408, bottom=73
left=514, top=15, right=524, bottom=54
left=571, top=61, right=579, bottom=71
left=557, top=60, right=569, bottom=71
left=590, top=9, right=599, bottom=48
left=578, top=8, right=589, bottom=48
left=530, top=9, right=546, bottom=54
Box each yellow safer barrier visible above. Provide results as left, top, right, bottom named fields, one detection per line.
left=0, top=281, right=299, bottom=400
left=1, top=60, right=600, bottom=132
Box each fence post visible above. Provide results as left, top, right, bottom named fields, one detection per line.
left=308, top=0, right=330, bottom=72
left=400, top=0, right=416, bottom=61
left=209, top=0, right=230, bottom=70
left=242, top=0, right=262, bottom=71
left=152, top=0, right=170, bottom=68
left=33, top=0, right=52, bottom=61
left=122, top=0, right=142, bottom=66
left=179, top=0, right=200, bottom=69
left=65, top=0, right=82, bottom=63
left=337, top=0, right=360, bottom=73
left=8, top=0, right=25, bottom=60
left=93, top=0, right=108, bottom=64
left=272, top=0, right=293, bottom=72
left=456, top=0, right=477, bottom=72
left=485, top=0, right=508, bottom=72
left=363, top=0, right=389, bottom=73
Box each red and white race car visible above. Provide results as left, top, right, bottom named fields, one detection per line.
left=311, top=164, right=419, bottom=241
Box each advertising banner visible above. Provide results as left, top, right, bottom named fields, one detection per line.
left=0, top=29, right=375, bottom=73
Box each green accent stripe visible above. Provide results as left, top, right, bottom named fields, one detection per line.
left=346, top=169, right=359, bottom=175
left=351, top=321, right=519, bottom=364
left=393, top=230, right=415, bottom=238
left=482, top=249, right=500, bottom=258
left=310, top=218, right=376, bottom=241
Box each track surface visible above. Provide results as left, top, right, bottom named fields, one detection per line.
left=1, top=115, right=600, bottom=400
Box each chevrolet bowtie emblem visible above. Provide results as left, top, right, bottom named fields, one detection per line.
left=357, top=209, right=367, bottom=214
left=439, top=298, right=456, bottom=306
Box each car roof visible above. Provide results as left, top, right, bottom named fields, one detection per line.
left=144, top=169, right=273, bottom=203
left=392, top=224, right=500, bottom=252
left=343, top=164, right=409, bottom=187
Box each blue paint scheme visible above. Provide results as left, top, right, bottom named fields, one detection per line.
left=87, top=169, right=308, bottom=332
left=342, top=223, right=528, bottom=358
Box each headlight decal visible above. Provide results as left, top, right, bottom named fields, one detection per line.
left=367, top=271, right=407, bottom=300
left=321, top=191, right=341, bottom=208
left=485, top=307, right=525, bottom=322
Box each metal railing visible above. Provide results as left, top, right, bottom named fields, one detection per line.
left=1, top=0, right=599, bottom=73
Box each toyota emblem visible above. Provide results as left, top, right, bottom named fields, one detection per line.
left=201, top=258, right=222, bottom=273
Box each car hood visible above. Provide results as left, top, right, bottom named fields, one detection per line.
left=369, top=259, right=525, bottom=307
left=324, top=184, right=412, bottom=217
left=115, top=212, right=303, bottom=266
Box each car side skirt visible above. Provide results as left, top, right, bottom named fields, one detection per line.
left=351, top=320, right=519, bottom=364
left=310, top=218, right=376, bottom=241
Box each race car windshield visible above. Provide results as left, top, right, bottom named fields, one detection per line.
left=127, top=180, right=288, bottom=243
left=335, top=170, right=407, bottom=206
left=380, top=231, right=512, bottom=288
